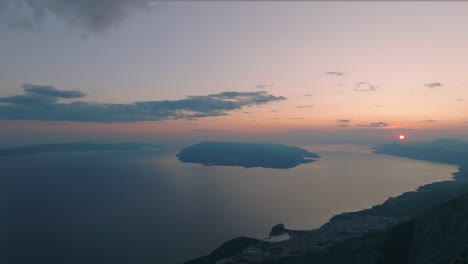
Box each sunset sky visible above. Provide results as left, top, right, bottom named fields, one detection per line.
left=1, top=1, right=468, bottom=144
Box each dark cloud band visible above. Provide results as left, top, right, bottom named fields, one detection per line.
left=424, top=82, right=443, bottom=88
left=23, top=84, right=86, bottom=98
left=0, top=84, right=286, bottom=122
left=356, top=122, right=389, bottom=128
left=325, top=72, right=344, bottom=76
left=1, top=0, right=151, bottom=32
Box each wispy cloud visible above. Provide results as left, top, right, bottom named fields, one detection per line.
left=354, top=82, right=377, bottom=92
left=337, top=119, right=350, bottom=123
left=425, top=119, right=437, bottom=123
left=0, top=84, right=84, bottom=105
left=336, top=119, right=351, bottom=127
left=424, top=82, right=443, bottom=88
left=297, top=105, right=315, bottom=108
left=356, top=122, right=389, bottom=128
left=288, top=117, right=304, bottom=120
left=0, top=0, right=151, bottom=32
left=23, top=84, right=85, bottom=98
left=325, top=72, right=344, bottom=76
left=0, top=84, right=286, bottom=122
left=368, top=104, right=382, bottom=108
left=192, top=129, right=227, bottom=133
left=255, top=83, right=274, bottom=89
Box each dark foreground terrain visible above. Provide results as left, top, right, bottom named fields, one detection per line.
left=185, top=139, right=468, bottom=264
left=177, top=141, right=319, bottom=169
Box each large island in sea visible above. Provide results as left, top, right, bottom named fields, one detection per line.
left=177, top=141, right=319, bottom=169
left=184, top=138, right=468, bottom=264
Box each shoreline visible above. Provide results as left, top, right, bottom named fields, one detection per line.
left=184, top=148, right=468, bottom=264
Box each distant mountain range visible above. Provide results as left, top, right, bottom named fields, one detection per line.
left=0, top=142, right=160, bottom=157
left=373, top=138, right=468, bottom=166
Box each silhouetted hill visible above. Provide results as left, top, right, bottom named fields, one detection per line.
left=184, top=237, right=264, bottom=264
left=177, top=142, right=319, bottom=169
left=373, top=138, right=468, bottom=165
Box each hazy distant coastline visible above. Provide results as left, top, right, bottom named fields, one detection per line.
left=0, top=142, right=160, bottom=157
left=373, top=138, right=468, bottom=165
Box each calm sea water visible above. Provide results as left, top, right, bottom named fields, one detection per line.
left=0, top=144, right=456, bottom=264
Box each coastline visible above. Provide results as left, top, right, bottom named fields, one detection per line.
left=184, top=147, right=468, bottom=264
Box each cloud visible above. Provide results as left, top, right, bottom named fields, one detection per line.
left=356, top=122, right=389, bottom=128
left=457, top=99, right=464, bottom=102
left=0, top=94, right=58, bottom=105
left=336, top=119, right=350, bottom=127
left=297, top=105, right=315, bottom=108
left=368, top=104, right=382, bottom=108
left=297, top=94, right=313, bottom=99
left=325, top=72, right=344, bottom=76
left=337, top=119, right=350, bottom=123
left=288, top=117, right=304, bottom=120
left=0, top=85, right=286, bottom=122
left=424, top=82, right=443, bottom=88
left=425, top=119, right=437, bottom=123
left=255, top=83, right=274, bottom=89
left=192, top=129, right=227, bottom=133
left=354, top=82, right=377, bottom=92
left=0, top=0, right=151, bottom=32
left=0, top=84, right=85, bottom=106
left=23, top=84, right=85, bottom=98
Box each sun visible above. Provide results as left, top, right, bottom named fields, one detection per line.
left=399, top=135, right=405, bottom=140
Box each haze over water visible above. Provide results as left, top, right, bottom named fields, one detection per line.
left=1, top=144, right=455, bottom=264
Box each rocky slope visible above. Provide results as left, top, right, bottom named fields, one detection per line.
left=185, top=187, right=468, bottom=264
left=277, top=191, right=468, bottom=264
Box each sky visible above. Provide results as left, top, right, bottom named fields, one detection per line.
left=1, top=1, right=468, bottom=145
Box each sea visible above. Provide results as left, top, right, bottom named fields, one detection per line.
left=0, top=144, right=456, bottom=264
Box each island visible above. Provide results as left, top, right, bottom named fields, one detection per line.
left=176, top=141, right=320, bottom=169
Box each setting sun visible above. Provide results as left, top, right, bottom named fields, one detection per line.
left=399, top=135, right=406, bottom=140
